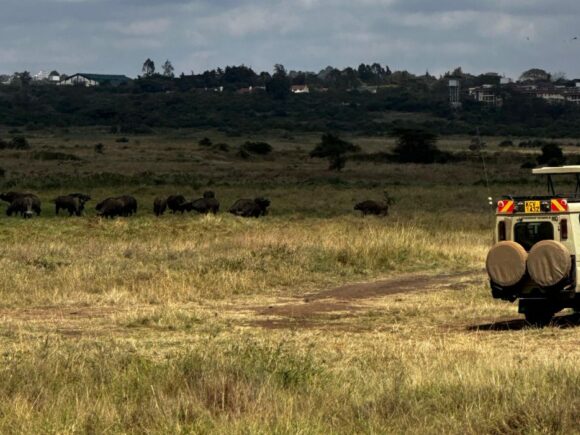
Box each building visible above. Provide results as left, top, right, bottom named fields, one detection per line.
left=290, top=84, right=310, bottom=94
left=58, top=73, right=131, bottom=87
left=469, top=84, right=502, bottom=106
left=449, top=79, right=461, bottom=108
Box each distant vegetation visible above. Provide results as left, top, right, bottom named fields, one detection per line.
left=3, top=63, right=580, bottom=137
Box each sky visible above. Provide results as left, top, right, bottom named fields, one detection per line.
left=1, top=0, right=580, bottom=79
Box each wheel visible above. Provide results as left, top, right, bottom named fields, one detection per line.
left=524, top=310, right=554, bottom=327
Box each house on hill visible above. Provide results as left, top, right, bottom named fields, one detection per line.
left=290, top=84, right=310, bottom=94
left=58, top=73, right=131, bottom=87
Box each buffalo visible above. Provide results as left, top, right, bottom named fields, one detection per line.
left=6, top=196, right=35, bottom=218
left=0, top=192, right=41, bottom=216
left=96, top=198, right=125, bottom=218
left=167, top=195, right=187, bottom=213
left=54, top=193, right=91, bottom=216
left=153, top=197, right=167, bottom=216
left=96, top=195, right=137, bottom=217
left=191, top=197, right=220, bottom=214
left=229, top=197, right=270, bottom=218
left=354, top=200, right=389, bottom=216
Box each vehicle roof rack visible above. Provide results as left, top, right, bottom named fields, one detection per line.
left=532, top=166, right=580, bottom=175
left=532, top=166, right=580, bottom=196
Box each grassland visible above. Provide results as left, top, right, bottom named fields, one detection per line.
left=0, top=128, right=578, bottom=433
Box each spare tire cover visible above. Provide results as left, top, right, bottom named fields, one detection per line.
left=486, top=241, right=528, bottom=287
left=527, top=240, right=571, bottom=287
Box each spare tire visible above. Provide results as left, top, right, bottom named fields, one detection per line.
left=486, top=241, right=528, bottom=287
left=527, top=240, right=571, bottom=287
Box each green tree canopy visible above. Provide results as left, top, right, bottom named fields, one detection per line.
left=310, top=133, right=360, bottom=171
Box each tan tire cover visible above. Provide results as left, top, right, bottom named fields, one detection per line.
left=486, top=241, right=528, bottom=286
left=527, top=240, right=571, bottom=287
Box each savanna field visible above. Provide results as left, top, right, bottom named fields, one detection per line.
left=0, top=127, right=578, bottom=433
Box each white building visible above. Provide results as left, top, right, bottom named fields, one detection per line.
left=290, top=84, right=310, bottom=94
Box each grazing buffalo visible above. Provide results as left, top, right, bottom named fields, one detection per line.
left=167, top=195, right=187, bottom=213
left=54, top=193, right=91, bottom=216
left=117, top=195, right=138, bottom=216
left=191, top=197, right=220, bottom=214
left=203, top=191, right=215, bottom=199
left=6, top=196, right=34, bottom=218
left=96, top=195, right=137, bottom=217
left=96, top=198, right=125, bottom=218
left=229, top=197, right=270, bottom=218
left=0, top=192, right=41, bottom=215
left=354, top=200, right=389, bottom=216
left=153, top=197, right=167, bottom=216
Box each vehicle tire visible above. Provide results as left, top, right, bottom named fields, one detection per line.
left=486, top=241, right=527, bottom=287
left=527, top=240, right=571, bottom=288
left=524, top=309, right=554, bottom=327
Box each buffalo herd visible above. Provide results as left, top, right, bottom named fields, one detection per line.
left=0, top=191, right=391, bottom=219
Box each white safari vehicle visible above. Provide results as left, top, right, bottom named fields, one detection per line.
left=486, top=166, right=580, bottom=325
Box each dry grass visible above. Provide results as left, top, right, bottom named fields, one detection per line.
left=0, top=128, right=578, bottom=433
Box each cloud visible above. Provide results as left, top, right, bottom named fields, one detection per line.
left=0, top=0, right=579, bottom=79
left=107, top=18, right=172, bottom=36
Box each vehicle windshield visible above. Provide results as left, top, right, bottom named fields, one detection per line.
left=514, top=222, right=554, bottom=251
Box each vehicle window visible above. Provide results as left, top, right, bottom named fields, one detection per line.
left=514, top=222, right=554, bottom=251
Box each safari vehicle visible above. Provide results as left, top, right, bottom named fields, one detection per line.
left=486, top=166, right=580, bottom=325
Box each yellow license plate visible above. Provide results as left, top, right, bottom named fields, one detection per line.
left=525, top=201, right=541, bottom=213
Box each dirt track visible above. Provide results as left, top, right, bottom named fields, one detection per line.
left=252, top=269, right=486, bottom=328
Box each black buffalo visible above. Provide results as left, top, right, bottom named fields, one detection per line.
left=153, top=197, right=167, bottom=216
left=6, top=196, right=35, bottom=218
left=1, top=192, right=41, bottom=215
left=96, top=195, right=137, bottom=217
left=354, top=200, right=389, bottom=216
left=54, top=193, right=91, bottom=216
left=191, top=197, right=220, bottom=214
left=96, top=198, right=125, bottom=218
left=167, top=195, right=187, bottom=213
left=229, top=197, right=270, bottom=218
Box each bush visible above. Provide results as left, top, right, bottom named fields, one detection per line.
left=392, top=128, right=448, bottom=164
left=199, top=137, right=212, bottom=147
left=31, top=151, right=82, bottom=161
left=94, top=143, right=105, bottom=154
left=521, top=161, right=536, bottom=169
left=0, top=167, right=5, bottom=178
left=499, top=139, right=514, bottom=147
left=240, top=141, right=272, bottom=155
left=310, top=133, right=360, bottom=171
left=214, top=143, right=229, bottom=152
left=115, top=137, right=129, bottom=143
left=537, top=143, right=565, bottom=166
left=8, top=136, right=30, bottom=150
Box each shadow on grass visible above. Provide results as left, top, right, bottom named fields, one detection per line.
left=468, top=313, right=580, bottom=331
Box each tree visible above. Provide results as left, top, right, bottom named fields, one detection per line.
left=162, top=60, right=174, bottom=78
left=310, top=133, right=360, bottom=171
left=266, top=64, right=291, bottom=99
left=142, top=58, right=156, bottom=77
left=392, top=128, right=444, bottom=164
left=14, top=71, right=32, bottom=87
left=537, top=143, right=565, bottom=166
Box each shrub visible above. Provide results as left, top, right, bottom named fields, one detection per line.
left=537, top=143, right=565, bottom=166
left=521, top=161, right=536, bottom=169
left=8, top=136, right=30, bottom=150
left=499, top=139, right=514, bottom=147
left=215, top=143, right=229, bottom=152
left=392, top=128, right=448, bottom=164
left=115, top=137, right=129, bottom=143
left=31, top=151, right=82, bottom=161
left=240, top=141, right=272, bottom=155
left=310, top=133, right=360, bottom=171
left=94, top=143, right=105, bottom=154
left=199, top=137, right=212, bottom=147
left=0, top=167, right=5, bottom=178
